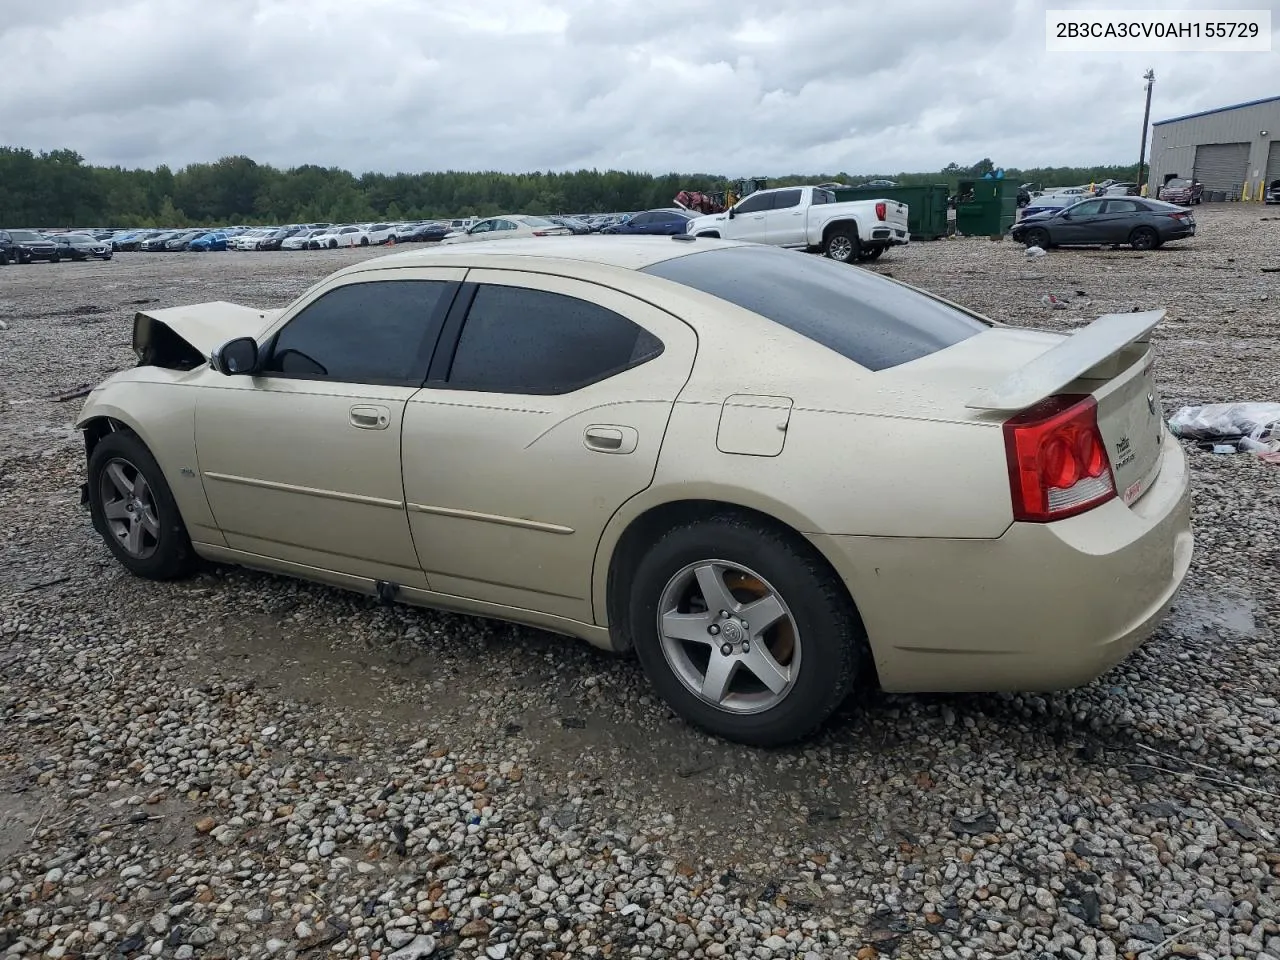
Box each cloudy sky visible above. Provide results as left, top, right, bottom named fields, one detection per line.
left=2, top=0, right=1276, bottom=176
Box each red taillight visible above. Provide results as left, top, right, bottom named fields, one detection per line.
left=1002, top=394, right=1115, bottom=523
left=875, top=202, right=886, bottom=221
left=1169, top=212, right=1188, bottom=220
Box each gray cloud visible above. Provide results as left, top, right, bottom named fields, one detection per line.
left=2, top=0, right=1277, bottom=175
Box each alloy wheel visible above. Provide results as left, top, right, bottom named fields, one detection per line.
left=98, top=458, right=161, bottom=559
left=656, top=560, right=802, bottom=715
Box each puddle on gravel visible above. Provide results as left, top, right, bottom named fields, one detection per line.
left=1168, top=585, right=1258, bottom=640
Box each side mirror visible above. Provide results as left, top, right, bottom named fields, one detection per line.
left=727, top=207, right=736, bottom=219
left=211, top=336, right=259, bottom=376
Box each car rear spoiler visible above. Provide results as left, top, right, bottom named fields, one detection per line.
left=966, top=309, right=1165, bottom=412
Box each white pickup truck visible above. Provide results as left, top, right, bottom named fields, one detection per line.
left=684, top=185, right=909, bottom=262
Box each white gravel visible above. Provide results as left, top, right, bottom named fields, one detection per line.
left=2, top=206, right=1279, bottom=959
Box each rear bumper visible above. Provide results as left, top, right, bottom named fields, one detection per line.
left=810, top=432, right=1193, bottom=692
left=870, top=226, right=910, bottom=245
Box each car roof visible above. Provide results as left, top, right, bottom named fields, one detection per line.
left=338, top=235, right=753, bottom=278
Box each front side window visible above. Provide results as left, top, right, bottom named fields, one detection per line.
left=447, top=285, right=664, bottom=395
left=734, top=192, right=773, bottom=214
left=262, top=280, right=450, bottom=384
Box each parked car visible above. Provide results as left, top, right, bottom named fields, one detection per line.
left=547, top=215, right=593, bottom=235
left=685, top=185, right=910, bottom=263
left=398, top=222, right=451, bottom=242
left=112, top=230, right=160, bottom=252
left=1103, top=182, right=1140, bottom=196
left=1268, top=179, right=1280, bottom=205
left=1010, top=197, right=1194, bottom=250
left=228, top=229, right=272, bottom=251
left=307, top=225, right=370, bottom=249
left=603, top=209, right=695, bottom=236
left=6, top=230, right=61, bottom=263
left=48, top=232, right=114, bottom=261
left=0, top=230, right=14, bottom=265
left=141, top=231, right=183, bottom=252
left=1018, top=195, right=1076, bottom=220
left=282, top=228, right=329, bottom=250
left=74, top=236, right=1192, bottom=746
left=188, top=232, right=229, bottom=252
left=440, top=215, right=572, bottom=244
left=165, top=230, right=209, bottom=252
left=1158, top=178, right=1203, bottom=205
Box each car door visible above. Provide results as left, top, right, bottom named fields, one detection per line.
left=1100, top=199, right=1143, bottom=243
left=764, top=188, right=805, bottom=246
left=401, top=270, right=698, bottom=623
left=1054, top=198, right=1106, bottom=245
left=194, top=268, right=465, bottom=586
left=720, top=191, right=773, bottom=240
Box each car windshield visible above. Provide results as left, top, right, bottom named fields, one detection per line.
left=642, top=245, right=989, bottom=372
left=1165, top=179, right=1190, bottom=188
left=9, top=231, right=44, bottom=241
left=62, top=234, right=95, bottom=243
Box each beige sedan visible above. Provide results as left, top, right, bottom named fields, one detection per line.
left=76, top=236, right=1193, bottom=745
left=440, top=215, right=571, bottom=244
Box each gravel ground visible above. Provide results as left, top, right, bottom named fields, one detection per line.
left=2, top=206, right=1279, bottom=960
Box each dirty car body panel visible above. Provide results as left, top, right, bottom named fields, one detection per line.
left=76, top=236, right=1193, bottom=743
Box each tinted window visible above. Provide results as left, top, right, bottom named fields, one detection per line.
left=447, top=285, right=664, bottom=395
left=1068, top=200, right=1104, bottom=216
left=771, top=189, right=802, bottom=210
left=630, top=213, right=656, bottom=226
left=642, top=245, right=987, bottom=372
left=812, top=190, right=829, bottom=205
left=263, top=280, right=450, bottom=384
left=1105, top=200, right=1142, bottom=214
left=735, top=192, right=773, bottom=214
left=10, top=231, right=42, bottom=241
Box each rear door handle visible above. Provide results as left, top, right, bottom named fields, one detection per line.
left=584, top=425, right=638, bottom=454
left=350, top=404, right=390, bottom=430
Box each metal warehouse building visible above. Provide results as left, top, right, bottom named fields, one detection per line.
left=1148, top=94, right=1280, bottom=201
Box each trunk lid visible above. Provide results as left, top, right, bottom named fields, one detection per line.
left=878, top=310, right=1168, bottom=506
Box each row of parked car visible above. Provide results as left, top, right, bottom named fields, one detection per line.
left=0, top=229, right=115, bottom=264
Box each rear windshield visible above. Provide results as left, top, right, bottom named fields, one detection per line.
left=642, top=245, right=990, bottom=371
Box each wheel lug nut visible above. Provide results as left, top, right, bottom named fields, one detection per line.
left=708, top=624, right=720, bottom=636
left=720, top=643, right=733, bottom=656
left=719, top=610, right=729, bottom=619
left=742, top=642, right=751, bottom=653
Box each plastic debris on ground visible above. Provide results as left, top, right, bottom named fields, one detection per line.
left=1040, top=293, right=1068, bottom=309
left=1169, top=402, right=1280, bottom=462
left=1025, top=245, right=1047, bottom=259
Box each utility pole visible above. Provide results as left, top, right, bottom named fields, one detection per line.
left=1137, top=69, right=1155, bottom=195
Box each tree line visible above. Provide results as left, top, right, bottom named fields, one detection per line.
left=0, top=147, right=1141, bottom=228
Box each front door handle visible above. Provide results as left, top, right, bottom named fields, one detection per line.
left=584, top=425, right=638, bottom=454
left=350, top=404, right=390, bottom=430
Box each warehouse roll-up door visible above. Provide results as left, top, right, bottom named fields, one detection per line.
left=1266, top=142, right=1280, bottom=184
left=1193, top=142, right=1250, bottom=194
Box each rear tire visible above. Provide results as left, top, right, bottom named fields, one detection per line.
left=87, top=430, right=196, bottom=581
left=824, top=226, right=860, bottom=264
left=1130, top=227, right=1158, bottom=250
left=627, top=515, right=863, bottom=747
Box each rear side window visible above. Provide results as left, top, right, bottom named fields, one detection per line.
left=771, top=189, right=802, bottom=209
left=642, top=246, right=988, bottom=372
left=263, top=280, right=450, bottom=384
left=447, top=285, right=663, bottom=394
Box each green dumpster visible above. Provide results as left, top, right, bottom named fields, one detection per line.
left=954, top=178, right=1020, bottom=236
left=830, top=184, right=952, bottom=240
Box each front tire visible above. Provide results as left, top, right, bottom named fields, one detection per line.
left=824, top=226, right=860, bottom=264
left=1025, top=227, right=1050, bottom=249
left=87, top=431, right=196, bottom=580
left=329, top=239, right=338, bottom=249
left=359, top=236, right=369, bottom=246
left=627, top=515, right=863, bottom=746
left=51, top=252, right=62, bottom=263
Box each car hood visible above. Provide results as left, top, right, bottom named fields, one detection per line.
left=132, top=301, right=284, bottom=361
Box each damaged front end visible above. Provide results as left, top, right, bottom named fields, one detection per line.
left=132, top=301, right=278, bottom=370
